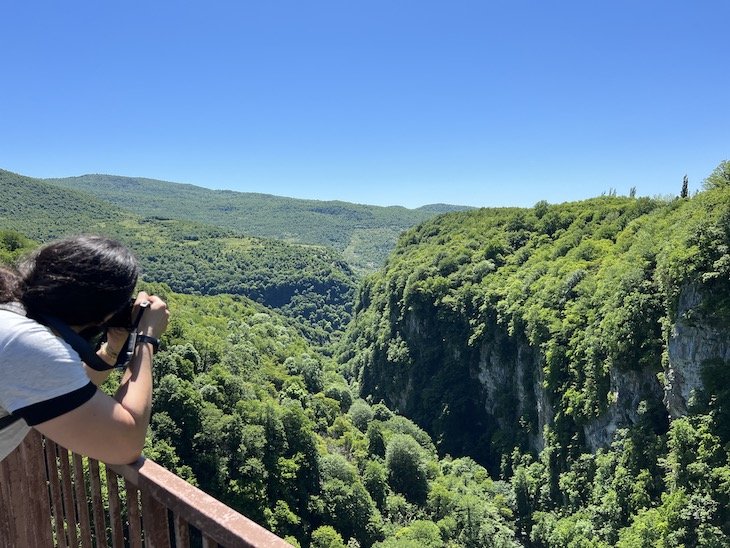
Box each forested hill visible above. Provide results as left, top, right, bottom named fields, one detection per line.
left=4, top=161, right=730, bottom=545
left=0, top=169, right=356, bottom=344
left=339, top=161, right=730, bottom=544
left=0, top=169, right=133, bottom=239
left=43, top=173, right=469, bottom=273
left=0, top=180, right=522, bottom=546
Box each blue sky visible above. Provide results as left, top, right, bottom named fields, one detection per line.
left=1, top=1, right=728, bottom=208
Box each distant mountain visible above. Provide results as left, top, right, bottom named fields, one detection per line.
left=415, top=203, right=470, bottom=213
left=0, top=169, right=356, bottom=344
left=43, top=174, right=471, bottom=273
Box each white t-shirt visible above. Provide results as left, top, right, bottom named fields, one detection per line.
left=0, top=304, right=96, bottom=460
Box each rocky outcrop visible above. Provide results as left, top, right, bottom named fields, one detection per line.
left=582, top=365, right=664, bottom=452
left=476, top=333, right=549, bottom=453
left=474, top=284, right=730, bottom=455
left=475, top=328, right=665, bottom=455
left=664, top=284, right=730, bottom=418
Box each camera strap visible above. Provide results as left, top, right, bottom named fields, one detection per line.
left=36, top=314, right=117, bottom=371
left=38, top=302, right=150, bottom=371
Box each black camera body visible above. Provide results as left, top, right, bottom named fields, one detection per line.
left=106, top=299, right=149, bottom=330
left=106, top=299, right=137, bottom=329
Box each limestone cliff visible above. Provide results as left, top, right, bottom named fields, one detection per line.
left=436, top=282, right=727, bottom=457
left=344, top=186, right=730, bottom=471
left=664, top=284, right=730, bottom=418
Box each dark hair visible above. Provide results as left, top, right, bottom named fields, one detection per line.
left=17, top=235, right=138, bottom=326
left=0, top=266, right=21, bottom=303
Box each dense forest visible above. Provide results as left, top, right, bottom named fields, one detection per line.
left=0, top=170, right=356, bottom=345
left=2, top=162, right=730, bottom=546
left=0, top=233, right=520, bottom=547
left=340, top=161, right=730, bottom=545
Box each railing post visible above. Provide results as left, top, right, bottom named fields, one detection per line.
left=126, top=483, right=143, bottom=548
left=89, top=459, right=109, bottom=548
left=21, top=431, right=54, bottom=547
left=173, top=513, right=191, bottom=546
left=0, top=430, right=54, bottom=548
left=73, top=453, right=94, bottom=548
left=0, top=456, right=13, bottom=544
left=141, top=489, right=172, bottom=547
left=106, top=468, right=125, bottom=547
left=44, top=440, right=69, bottom=547
left=58, top=446, right=80, bottom=548
left=4, top=445, right=30, bottom=546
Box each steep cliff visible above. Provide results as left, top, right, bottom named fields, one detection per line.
left=341, top=181, right=730, bottom=473
left=665, top=284, right=730, bottom=417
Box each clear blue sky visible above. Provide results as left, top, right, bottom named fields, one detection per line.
left=1, top=1, right=728, bottom=208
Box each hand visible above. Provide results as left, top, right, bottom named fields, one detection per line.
left=134, top=291, right=170, bottom=339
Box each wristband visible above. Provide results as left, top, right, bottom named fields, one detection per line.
left=136, top=334, right=160, bottom=353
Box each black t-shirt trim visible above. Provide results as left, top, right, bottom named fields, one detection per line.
left=0, top=414, right=22, bottom=430
left=12, top=383, right=97, bottom=426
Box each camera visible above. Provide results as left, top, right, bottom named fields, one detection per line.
left=106, top=299, right=137, bottom=329
left=106, top=299, right=150, bottom=329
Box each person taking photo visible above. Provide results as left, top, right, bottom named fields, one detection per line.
left=0, top=235, right=169, bottom=464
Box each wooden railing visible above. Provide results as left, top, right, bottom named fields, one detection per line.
left=0, top=429, right=292, bottom=548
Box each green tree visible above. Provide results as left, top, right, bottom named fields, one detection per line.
left=0, top=229, right=34, bottom=264
left=366, top=421, right=387, bottom=458
left=385, top=434, right=429, bottom=505
left=703, top=160, right=730, bottom=190
left=268, top=500, right=302, bottom=540
left=312, top=478, right=383, bottom=546
left=348, top=399, right=374, bottom=432
left=362, top=460, right=388, bottom=509
left=389, top=520, right=442, bottom=548
left=311, top=526, right=347, bottom=548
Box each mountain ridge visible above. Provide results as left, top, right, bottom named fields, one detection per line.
left=41, top=172, right=472, bottom=273
left=47, top=172, right=467, bottom=210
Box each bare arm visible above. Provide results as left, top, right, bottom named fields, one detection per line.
left=34, top=293, right=168, bottom=465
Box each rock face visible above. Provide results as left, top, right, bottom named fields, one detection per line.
left=477, top=286, right=730, bottom=451
left=664, top=285, right=730, bottom=418
left=474, top=283, right=730, bottom=455
left=474, top=327, right=665, bottom=455
left=362, top=283, right=730, bottom=467
left=476, top=332, right=549, bottom=453
left=582, top=365, right=664, bottom=452
left=457, top=283, right=730, bottom=457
